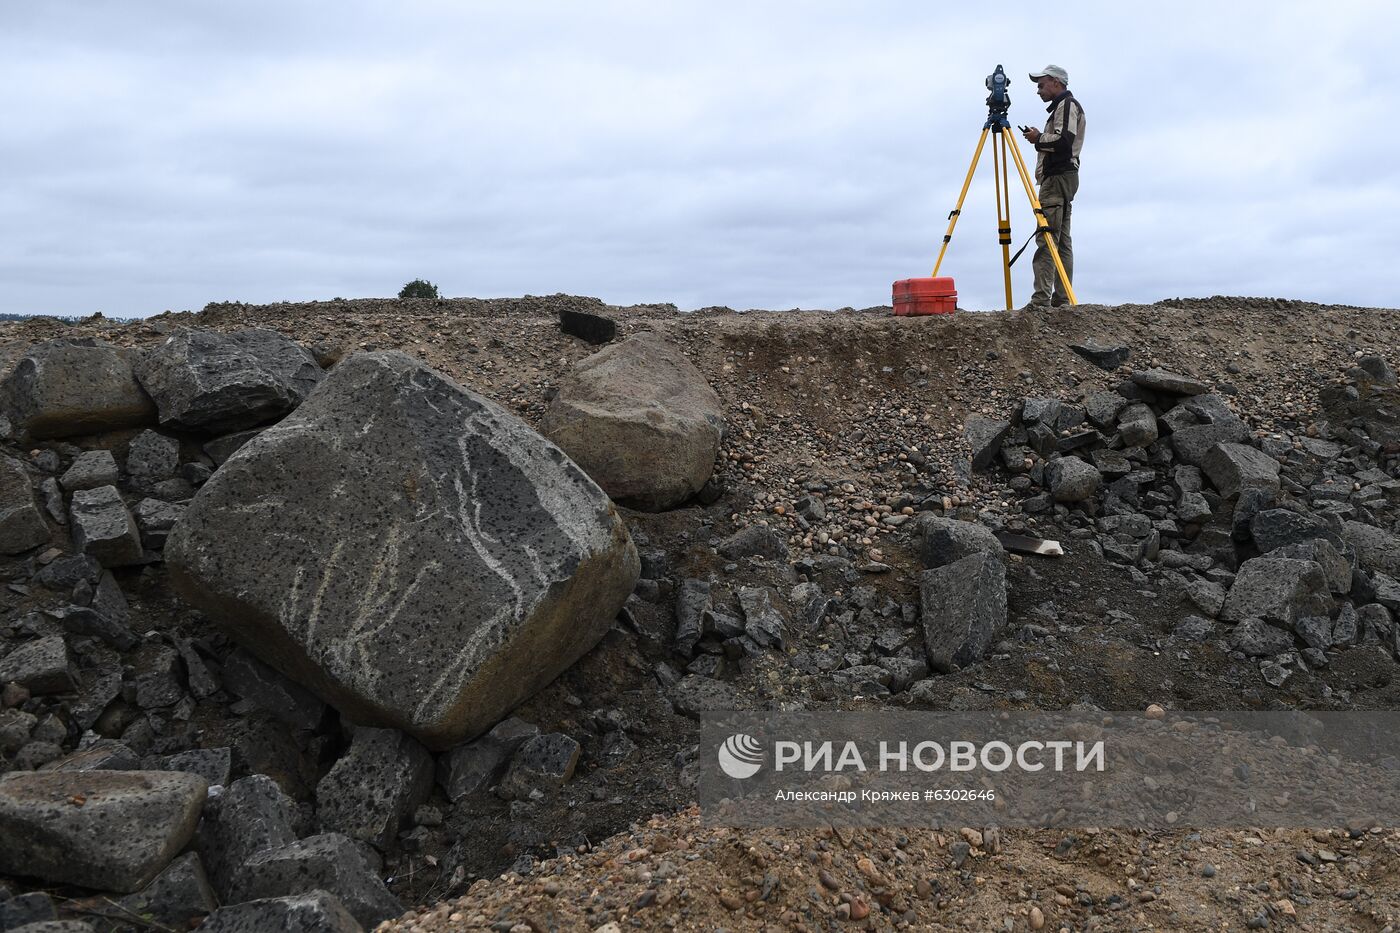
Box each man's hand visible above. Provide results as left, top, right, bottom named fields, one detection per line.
left=1022, top=126, right=1041, bottom=144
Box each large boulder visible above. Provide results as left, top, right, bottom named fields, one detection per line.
left=1, top=338, right=156, bottom=440
left=133, top=328, right=323, bottom=433
left=920, top=553, right=1007, bottom=673
left=0, top=454, right=49, bottom=554
left=541, top=333, right=723, bottom=511
left=166, top=351, right=639, bottom=749
left=196, top=775, right=298, bottom=899
left=0, top=770, right=206, bottom=893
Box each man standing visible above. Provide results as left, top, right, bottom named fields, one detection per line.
left=1020, top=65, right=1085, bottom=309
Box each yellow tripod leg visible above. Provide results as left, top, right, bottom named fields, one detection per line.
left=994, top=129, right=1014, bottom=309
left=1005, top=132, right=1077, bottom=305
left=932, top=127, right=991, bottom=277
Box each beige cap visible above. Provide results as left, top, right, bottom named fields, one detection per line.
left=1029, top=65, right=1069, bottom=85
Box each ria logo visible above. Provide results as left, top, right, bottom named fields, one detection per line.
left=717, top=733, right=764, bottom=779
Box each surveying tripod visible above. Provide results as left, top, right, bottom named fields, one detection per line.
left=931, top=65, right=1076, bottom=310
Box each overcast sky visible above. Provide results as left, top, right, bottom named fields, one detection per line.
left=4, top=2, right=1399, bottom=317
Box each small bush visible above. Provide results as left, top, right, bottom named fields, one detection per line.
left=398, top=279, right=440, bottom=300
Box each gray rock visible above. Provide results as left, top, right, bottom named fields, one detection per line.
left=790, top=582, right=831, bottom=629
left=91, top=569, right=129, bottom=621
left=1046, top=457, right=1101, bottom=503
left=47, top=604, right=138, bottom=650
left=437, top=717, right=539, bottom=801
left=966, top=418, right=1011, bottom=472
left=541, top=334, right=723, bottom=511
left=1201, top=443, right=1280, bottom=499
left=59, top=450, right=119, bottom=493
left=1341, top=521, right=1400, bottom=576
left=1358, top=603, right=1396, bottom=641
left=0, top=338, right=156, bottom=440
left=1251, top=509, right=1340, bottom=552
left=1170, top=420, right=1251, bottom=466
left=1084, top=392, right=1127, bottom=430
left=1020, top=398, right=1062, bottom=425
left=558, top=307, right=617, bottom=344
left=1332, top=602, right=1359, bottom=646
left=1221, top=558, right=1331, bottom=628
left=1131, top=368, right=1210, bottom=396
left=125, top=430, right=180, bottom=484
left=1177, top=491, right=1213, bottom=524
left=1375, top=574, right=1400, bottom=613
left=1273, top=539, right=1352, bottom=595
left=920, top=516, right=1002, bottom=569
left=1186, top=579, right=1228, bottom=617
left=316, top=727, right=432, bottom=850
left=118, top=852, right=217, bottom=929
left=145, top=747, right=232, bottom=787
left=920, top=553, right=1007, bottom=673
left=197, top=774, right=298, bottom=898
left=34, top=554, right=102, bottom=591
left=496, top=733, right=581, bottom=800
left=1356, top=354, right=1397, bottom=385
left=1295, top=616, right=1334, bottom=651
left=166, top=352, right=639, bottom=750
left=794, top=495, right=826, bottom=522
left=230, top=834, right=400, bottom=929
left=1172, top=615, right=1216, bottom=641
left=133, top=497, right=185, bottom=548
left=0, top=636, right=74, bottom=695
left=670, top=675, right=738, bottom=720
left=69, top=485, right=142, bottom=567
left=737, top=586, right=787, bottom=649
left=1068, top=342, right=1130, bottom=371
left=133, top=328, right=323, bottom=433
left=14, top=740, right=64, bottom=770
left=222, top=648, right=325, bottom=731
left=0, top=709, right=37, bottom=755
left=40, top=477, right=65, bottom=524
left=0, top=454, right=49, bottom=555
left=1116, top=402, right=1158, bottom=448
left=717, top=525, right=788, bottom=562
left=197, top=890, right=363, bottom=933
left=0, top=892, right=58, bottom=929
left=203, top=429, right=265, bottom=467
left=1228, top=618, right=1295, bottom=657
left=674, top=579, right=712, bottom=657
left=0, top=770, right=206, bottom=893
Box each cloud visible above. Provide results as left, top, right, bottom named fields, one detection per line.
left=2, top=2, right=1398, bottom=317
